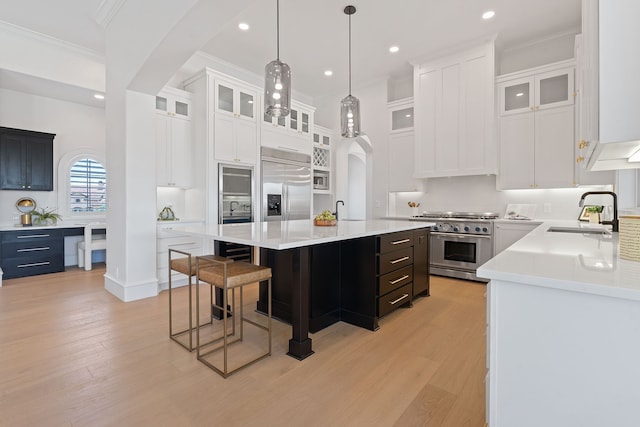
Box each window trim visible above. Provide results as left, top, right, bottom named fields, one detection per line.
left=57, top=149, right=107, bottom=220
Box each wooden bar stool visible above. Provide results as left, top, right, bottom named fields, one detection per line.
left=168, top=249, right=232, bottom=351
left=195, top=257, right=272, bottom=378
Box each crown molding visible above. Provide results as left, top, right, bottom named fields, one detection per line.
left=94, top=0, right=127, bottom=29
left=0, top=20, right=104, bottom=61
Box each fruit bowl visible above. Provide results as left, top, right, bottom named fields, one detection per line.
left=314, top=219, right=337, bottom=226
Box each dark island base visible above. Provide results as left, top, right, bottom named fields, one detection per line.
left=256, top=228, right=430, bottom=360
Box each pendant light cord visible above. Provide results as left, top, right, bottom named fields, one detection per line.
left=348, top=12, right=352, bottom=96
left=276, top=0, right=280, bottom=60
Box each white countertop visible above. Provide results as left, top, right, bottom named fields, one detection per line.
left=0, top=221, right=106, bottom=232
left=477, top=220, right=640, bottom=301
left=168, top=219, right=435, bottom=250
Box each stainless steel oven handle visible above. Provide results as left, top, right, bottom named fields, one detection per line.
left=431, top=232, right=492, bottom=239
left=389, top=294, right=409, bottom=305
left=389, top=274, right=409, bottom=285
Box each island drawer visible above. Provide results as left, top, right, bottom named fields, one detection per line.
left=378, top=247, right=413, bottom=275
left=378, top=265, right=413, bottom=296
left=378, top=282, right=412, bottom=317
left=379, top=231, right=413, bottom=254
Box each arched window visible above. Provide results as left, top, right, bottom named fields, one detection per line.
left=69, top=158, right=107, bottom=213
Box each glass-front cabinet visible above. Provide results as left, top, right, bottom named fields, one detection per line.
left=155, top=88, right=191, bottom=120
left=388, top=98, right=414, bottom=133
left=263, top=106, right=311, bottom=136
left=215, top=78, right=256, bottom=121
left=499, top=67, right=574, bottom=116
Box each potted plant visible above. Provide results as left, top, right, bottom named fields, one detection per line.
left=31, top=207, right=62, bottom=226
left=585, top=205, right=603, bottom=224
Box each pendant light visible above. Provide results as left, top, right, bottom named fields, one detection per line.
left=340, top=5, right=361, bottom=138
left=264, top=0, right=291, bottom=117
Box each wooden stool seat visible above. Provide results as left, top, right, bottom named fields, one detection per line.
left=170, top=254, right=231, bottom=277
left=196, top=258, right=272, bottom=378
left=197, top=262, right=272, bottom=289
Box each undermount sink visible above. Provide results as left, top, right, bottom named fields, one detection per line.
left=547, top=226, right=611, bottom=235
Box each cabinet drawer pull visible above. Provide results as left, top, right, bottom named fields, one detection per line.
left=390, top=238, right=411, bottom=245
left=390, top=256, right=410, bottom=264
left=17, top=234, right=51, bottom=239
left=389, top=274, right=409, bottom=285
left=18, top=261, right=51, bottom=268
left=17, top=247, right=50, bottom=252
left=389, top=293, right=409, bottom=305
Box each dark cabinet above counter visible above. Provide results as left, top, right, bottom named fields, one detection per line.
left=0, top=127, right=55, bottom=191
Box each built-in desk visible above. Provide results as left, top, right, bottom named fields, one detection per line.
left=0, top=223, right=106, bottom=282
left=170, top=219, right=434, bottom=360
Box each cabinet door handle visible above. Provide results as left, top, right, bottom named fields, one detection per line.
left=390, top=238, right=411, bottom=245
left=18, top=261, right=51, bottom=268
left=576, top=156, right=584, bottom=163
left=578, top=140, right=587, bottom=149
left=389, top=293, right=409, bottom=305
left=389, top=274, right=409, bottom=285
left=17, top=234, right=51, bottom=239
left=17, top=247, right=50, bottom=252
left=390, top=256, right=410, bottom=264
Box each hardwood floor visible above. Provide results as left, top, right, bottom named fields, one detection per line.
left=0, top=268, right=486, bottom=426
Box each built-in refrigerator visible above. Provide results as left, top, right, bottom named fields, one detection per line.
left=261, top=147, right=312, bottom=221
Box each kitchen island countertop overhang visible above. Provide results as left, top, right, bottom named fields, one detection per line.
left=167, top=219, right=435, bottom=360
left=167, top=219, right=435, bottom=250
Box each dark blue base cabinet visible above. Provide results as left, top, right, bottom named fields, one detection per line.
left=1, top=229, right=65, bottom=279
left=256, top=228, right=430, bottom=342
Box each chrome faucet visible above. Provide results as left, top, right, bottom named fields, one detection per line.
left=579, top=191, right=618, bottom=232
left=334, top=200, right=344, bottom=220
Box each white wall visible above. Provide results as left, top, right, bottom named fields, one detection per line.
left=497, top=31, right=578, bottom=75
left=0, top=88, right=106, bottom=226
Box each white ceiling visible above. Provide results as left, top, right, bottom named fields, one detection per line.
left=0, top=0, right=582, bottom=101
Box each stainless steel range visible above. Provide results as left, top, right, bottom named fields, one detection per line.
left=414, top=211, right=499, bottom=282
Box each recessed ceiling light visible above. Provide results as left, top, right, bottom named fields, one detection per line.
left=324, top=70, right=333, bottom=76
left=238, top=22, right=250, bottom=31
left=405, top=114, right=412, bottom=118
left=516, top=92, right=524, bottom=97
left=389, top=46, right=400, bottom=53
left=94, top=94, right=105, bottom=100
left=482, top=10, right=495, bottom=20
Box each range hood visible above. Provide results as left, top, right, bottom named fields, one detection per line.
left=586, top=139, right=640, bottom=171
left=582, top=1, right=640, bottom=172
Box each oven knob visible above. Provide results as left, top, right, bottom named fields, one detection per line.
left=464, top=226, right=470, bottom=232
left=453, top=226, right=459, bottom=232
left=475, top=226, right=481, bottom=232
left=482, top=227, right=488, bottom=233
left=432, top=226, right=438, bottom=231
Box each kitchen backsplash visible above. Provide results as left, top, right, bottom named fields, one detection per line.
left=389, top=175, right=615, bottom=220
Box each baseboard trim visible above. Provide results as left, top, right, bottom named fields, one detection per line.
left=104, top=273, right=159, bottom=302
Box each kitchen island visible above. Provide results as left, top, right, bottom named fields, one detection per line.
left=477, top=220, right=640, bottom=427
left=170, top=219, right=434, bottom=360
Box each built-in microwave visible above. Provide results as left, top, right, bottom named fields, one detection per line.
left=313, top=171, right=329, bottom=191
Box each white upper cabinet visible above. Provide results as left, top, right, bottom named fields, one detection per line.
left=499, top=67, right=574, bottom=116
left=261, top=101, right=314, bottom=154
left=213, top=76, right=258, bottom=164
left=156, top=89, right=191, bottom=119
left=387, top=98, right=422, bottom=192
left=413, top=41, right=496, bottom=178
left=214, top=78, right=256, bottom=122
left=497, top=61, right=576, bottom=189
left=155, top=88, right=193, bottom=188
